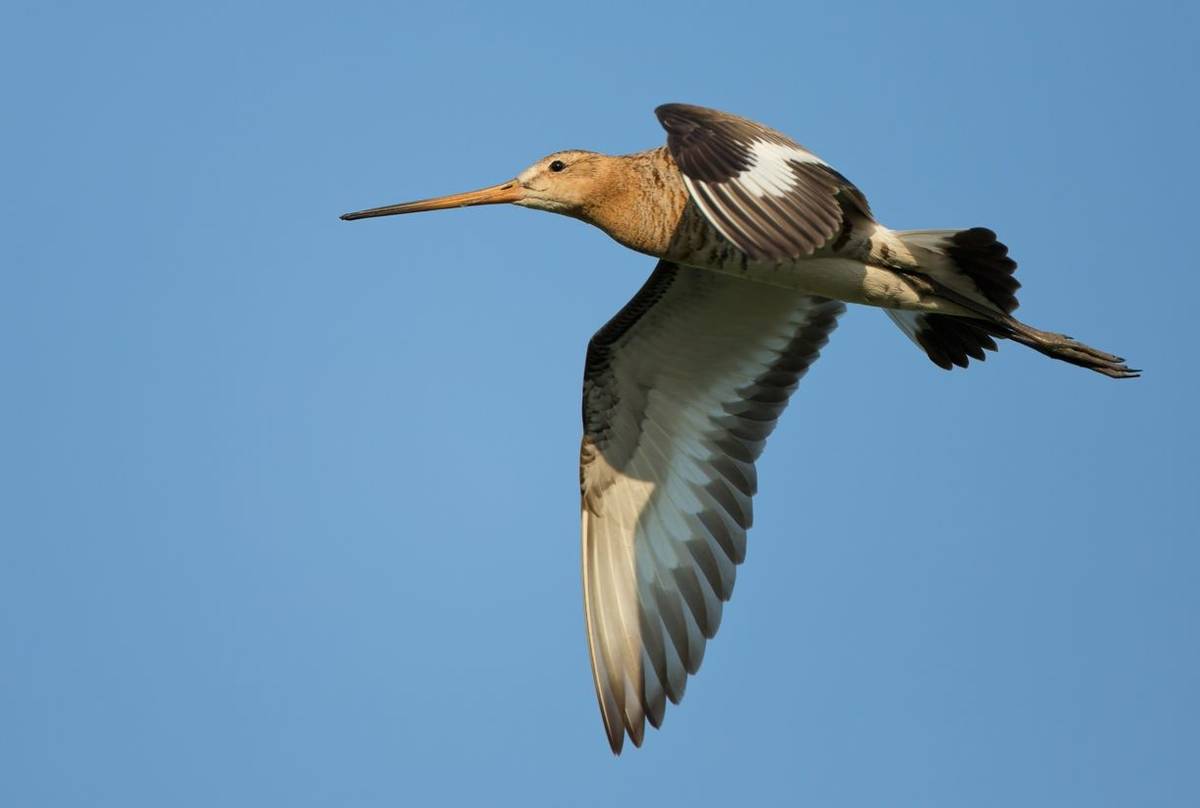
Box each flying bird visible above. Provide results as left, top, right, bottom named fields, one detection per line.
left=341, top=103, right=1137, bottom=754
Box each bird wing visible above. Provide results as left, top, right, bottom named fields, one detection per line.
left=656, top=103, right=871, bottom=262
left=581, top=260, right=843, bottom=753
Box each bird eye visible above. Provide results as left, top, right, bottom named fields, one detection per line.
left=549, top=160, right=566, bottom=172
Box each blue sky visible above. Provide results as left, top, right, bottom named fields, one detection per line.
left=3, top=1, right=1197, bottom=805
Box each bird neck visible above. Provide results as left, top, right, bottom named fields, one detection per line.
left=579, top=148, right=687, bottom=258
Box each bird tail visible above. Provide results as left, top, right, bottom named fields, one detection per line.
left=884, top=228, right=1138, bottom=378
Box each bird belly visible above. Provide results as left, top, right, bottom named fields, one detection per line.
left=663, top=207, right=972, bottom=314
left=684, top=256, right=951, bottom=312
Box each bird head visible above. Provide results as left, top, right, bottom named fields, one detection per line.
left=340, top=150, right=609, bottom=222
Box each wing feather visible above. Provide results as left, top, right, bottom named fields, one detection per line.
left=656, top=103, right=869, bottom=261
left=581, top=260, right=843, bottom=752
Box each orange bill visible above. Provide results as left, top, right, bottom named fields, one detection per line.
left=340, top=180, right=525, bottom=221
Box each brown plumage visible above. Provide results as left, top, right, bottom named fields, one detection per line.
left=341, top=103, right=1137, bottom=755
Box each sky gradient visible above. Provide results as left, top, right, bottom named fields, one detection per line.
left=4, top=1, right=1198, bottom=806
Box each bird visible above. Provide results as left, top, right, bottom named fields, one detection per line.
left=340, top=103, right=1137, bottom=754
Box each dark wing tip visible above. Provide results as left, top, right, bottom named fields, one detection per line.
left=655, top=102, right=692, bottom=119
left=654, top=103, right=676, bottom=129
left=604, top=719, right=625, bottom=755
left=655, top=102, right=726, bottom=132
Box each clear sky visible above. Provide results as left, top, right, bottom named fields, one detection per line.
left=3, top=1, right=1197, bottom=806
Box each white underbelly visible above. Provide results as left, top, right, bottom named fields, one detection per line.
left=687, top=257, right=970, bottom=315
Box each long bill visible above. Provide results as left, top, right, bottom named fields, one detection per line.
left=340, top=180, right=524, bottom=221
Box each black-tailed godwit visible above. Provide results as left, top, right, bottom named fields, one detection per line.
left=342, top=103, right=1137, bottom=754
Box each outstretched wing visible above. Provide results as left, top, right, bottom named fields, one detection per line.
left=656, top=103, right=870, bottom=262
left=581, top=260, right=843, bottom=753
